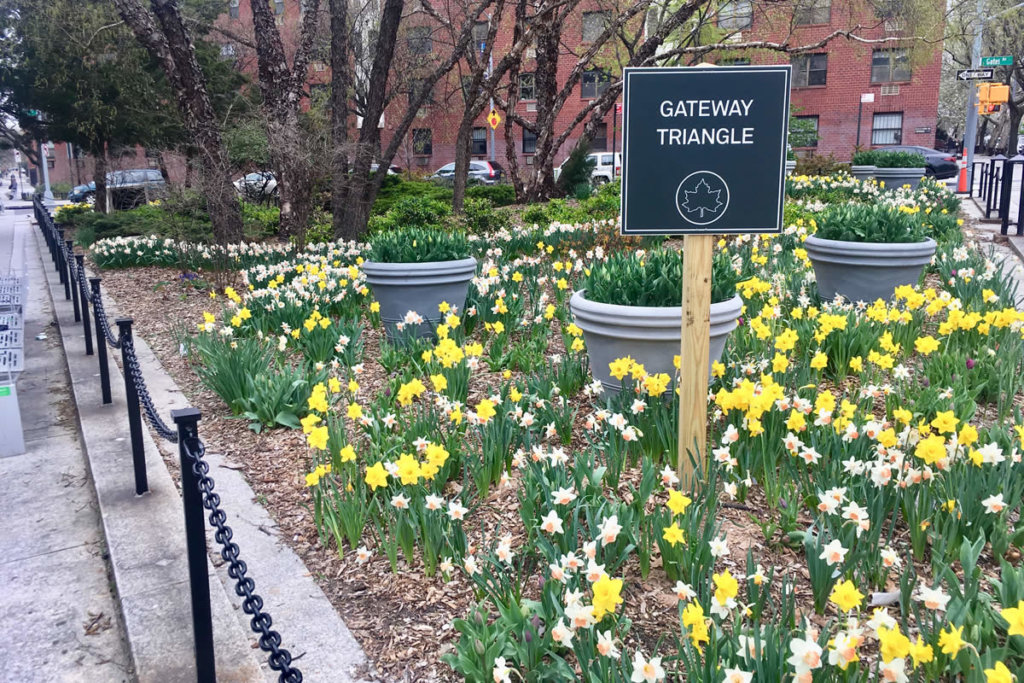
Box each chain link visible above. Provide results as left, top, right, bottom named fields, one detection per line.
left=181, top=437, right=303, bottom=683
left=91, top=294, right=122, bottom=349
left=121, top=334, right=179, bottom=442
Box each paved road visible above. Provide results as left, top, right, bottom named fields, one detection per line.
left=0, top=211, right=134, bottom=682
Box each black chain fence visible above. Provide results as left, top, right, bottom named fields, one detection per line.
left=34, top=197, right=303, bottom=683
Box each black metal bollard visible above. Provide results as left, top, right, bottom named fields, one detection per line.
left=1000, top=161, right=1016, bottom=235
left=116, top=318, right=148, bottom=495
left=170, top=408, right=217, bottom=683
left=90, top=279, right=111, bottom=404
left=62, top=239, right=73, bottom=302
left=68, top=241, right=80, bottom=321
left=57, top=228, right=67, bottom=282
left=77, top=255, right=93, bottom=356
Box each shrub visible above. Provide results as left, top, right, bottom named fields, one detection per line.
left=367, top=226, right=471, bottom=263
left=461, top=197, right=512, bottom=234
left=582, top=248, right=737, bottom=307
left=372, top=196, right=452, bottom=233
left=466, top=184, right=517, bottom=207
left=241, top=201, right=280, bottom=238
left=578, top=180, right=620, bottom=220
left=814, top=203, right=926, bottom=243
left=851, top=149, right=878, bottom=166
left=372, top=177, right=453, bottom=215
left=573, top=182, right=593, bottom=200
left=51, top=181, right=73, bottom=196
left=795, top=153, right=850, bottom=176
left=556, top=144, right=596, bottom=194
left=874, top=150, right=927, bottom=168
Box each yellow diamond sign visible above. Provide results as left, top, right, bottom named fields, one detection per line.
left=487, top=109, right=502, bottom=130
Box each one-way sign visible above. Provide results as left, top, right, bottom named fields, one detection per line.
left=957, top=68, right=994, bottom=81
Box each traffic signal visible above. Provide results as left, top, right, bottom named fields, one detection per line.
left=977, top=82, right=1011, bottom=115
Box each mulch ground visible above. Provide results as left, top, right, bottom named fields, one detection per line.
left=87, top=215, right=1022, bottom=681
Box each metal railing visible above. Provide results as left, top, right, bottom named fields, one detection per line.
left=969, top=155, right=1024, bottom=235
left=33, top=197, right=303, bottom=683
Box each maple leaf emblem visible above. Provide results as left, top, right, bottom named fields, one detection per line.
left=681, top=179, right=724, bottom=219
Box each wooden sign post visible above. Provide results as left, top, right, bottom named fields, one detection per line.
left=619, top=64, right=791, bottom=489
left=678, top=234, right=713, bottom=488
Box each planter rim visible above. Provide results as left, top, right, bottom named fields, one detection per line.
left=805, top=234, right=936, bottom=256
left=872, top=166, right=926, bottom=173
left=363, top=256, right=477, bottom=271
left=570, top=288, right=742, bottom=316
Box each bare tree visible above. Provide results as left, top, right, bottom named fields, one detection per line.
left=247, top=0, right=323, bottom=242
left=112, top=0, right=243, bottom=243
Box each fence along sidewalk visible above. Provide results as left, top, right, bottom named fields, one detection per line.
left=34, top=197, right=304, bottom=683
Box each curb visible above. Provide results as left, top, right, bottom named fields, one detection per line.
left=33, top=224, right=264, bottom=682
left=33, top=222, right=370, bottom=681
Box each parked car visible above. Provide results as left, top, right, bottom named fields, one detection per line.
left=430, top=160, right=504, bottom=184
left=370, top=163, right=402, bottom=175
left=554, top=152, right=621, bottom=185
left=65, top=169, right=166, bottom=208
left=876, top=146, right=959, bottom=180
left=234, top=171, right=278, bottom=200
left=67, top=183, right=95, bottom=203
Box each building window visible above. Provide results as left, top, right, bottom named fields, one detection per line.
left=274, top=0, right=285, bottom=16
left=872, top=112, right=903, bottom=145
left=412, top=129, right=433, bottom=156
left=523, top=128, right=537, bottom=154
left=719, top=57, right=751, bottom=66
left=582, top=11, right=610, bottom=42
left=408, top=26, right=432, bottom=54
left=519, top=73, right=535, bottom=101
left=718, top=1, right=752, bottom=30
left=229, top=0, right=240, bottom=19
left=472, top=21, right=489, bottom=51
left=409, top=79, right=432, bottom=107
left=581, top=69, right=611, bottom=99
left=592, top=123, right=608, bottom=151
left=791, top=53, right=828, bottom=87
left=791, top=115, right=818, bottom=147
left=472, top=127, right=487, bottom=155
left=794, top=0, right=830, bottom=25
left=871, top=49, right=911, bottom=83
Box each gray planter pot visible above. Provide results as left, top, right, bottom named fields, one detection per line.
left=363, top=257, right=477, bottom=340
left=873, top=166, right=926, bottom=190
left=785, top=160, right=797, bottom=176
left=570, top=290, right=743, bottom=394
left=805, top=234, right=936, bottom=303
left=850, top=165, right=877, bottom=182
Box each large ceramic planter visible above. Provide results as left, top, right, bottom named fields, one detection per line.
left=805, top=235, right=936, bottom=303
left=570, top=290, right=743, bottom=394
left=850, top=165, right=877, bottom=182
left=363, top=257, right=477, bottom=339
left=785, top=160, right=797, bottom=176
left=874, top=167, right=926, bottom=190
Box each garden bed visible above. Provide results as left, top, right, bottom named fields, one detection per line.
left=90, top=175, right=1024, bottom=682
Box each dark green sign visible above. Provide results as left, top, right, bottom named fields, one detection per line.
left=981, top=56, right=1013, bottom=67
left=620, top=65, right=791, bottom=235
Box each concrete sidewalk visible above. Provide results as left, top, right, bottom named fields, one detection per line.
left=0, top=210, right=134, bottom=681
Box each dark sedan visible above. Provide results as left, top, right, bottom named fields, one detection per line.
left=877, top=146, right=959, bottom=180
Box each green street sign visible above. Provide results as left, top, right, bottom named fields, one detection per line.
left=981, top=56, right=1013, bottom=67
left=0, top=386, right=10, bottom=397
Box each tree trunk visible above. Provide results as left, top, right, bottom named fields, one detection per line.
left=113, top=0, right=243, bottom=243
left=329, top=0, right=352, bottom=239
left=451, top=114, right=477, bottom=213
left=336, top=0, right=405, bottom=240
left=93, top=141, right=108, bottom=214
left=528, top=18, right=561, bottom=202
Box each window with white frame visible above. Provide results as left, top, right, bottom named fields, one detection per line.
left=871, top=112, right=903, bottom=145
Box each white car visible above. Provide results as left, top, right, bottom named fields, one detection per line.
left=554, top=152, right=621, bottom=185
left=234, top=172, right=277, bottom=199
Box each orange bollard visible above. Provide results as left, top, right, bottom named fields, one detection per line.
left=957, top=155, right=968, bottom=193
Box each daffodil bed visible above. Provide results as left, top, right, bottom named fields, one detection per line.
left=90, top=174, right=1024, bottom=683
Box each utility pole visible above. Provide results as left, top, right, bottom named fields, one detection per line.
left=963, top=0, right=985, bottom=190
left=37, top=139, right=54, bottom=205
left=964, top=0, right=1024, bottom=188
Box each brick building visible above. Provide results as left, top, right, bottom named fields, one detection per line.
left=720, top=1, right=944, bottom=159
left=38, top=0, right=944, bottom=189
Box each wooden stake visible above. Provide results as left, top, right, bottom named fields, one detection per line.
left=677, top=233, right=714, bottom=490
